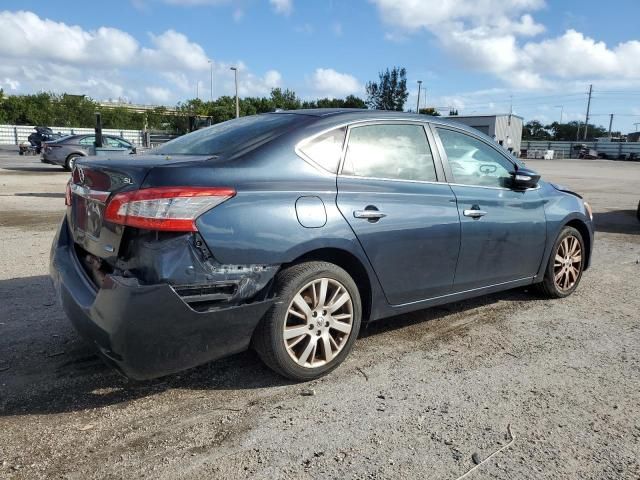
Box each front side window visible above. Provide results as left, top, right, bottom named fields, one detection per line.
left=342, top=124, right=437, bottom=182
left=298, top=127, right=346, bottom=173
left=436, top=128, right=514, bottom=188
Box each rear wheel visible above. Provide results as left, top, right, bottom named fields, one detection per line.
left=536, top=226, right=585, bottom=298
left=253, top=261, right=362, bottom=381
left=65, top=154, right=80, bottom=171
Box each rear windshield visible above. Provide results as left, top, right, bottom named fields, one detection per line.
left=153, top=113, right=305, bottom=156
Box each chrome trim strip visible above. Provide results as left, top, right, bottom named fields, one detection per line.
left=393, top=277, right=533, bottom=308
left=337, top=173, right=445, bottom=186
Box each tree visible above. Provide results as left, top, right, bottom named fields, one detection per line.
left=523, top=120, right=551, bottom=140
left=0, top=88, right=6, bottom=123
left=449, top=109, right=459, bottom=116
left=544, top=121, right=608, bottom=141
left=343, top=95, right=366, bottom=109
left=302, top=95, right=366, bottom=109
left=270, top=88, right=301, bottom=110
left=365, top=67, right=409, bottom=111
left=419, top=107, right=440, bottom=116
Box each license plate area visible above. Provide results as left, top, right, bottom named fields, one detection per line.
left=70, top=184, right=110, bottom=240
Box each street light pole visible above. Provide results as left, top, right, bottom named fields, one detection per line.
left=554, top=105, right=563, bottom=123
left=416, top=80, right=422, bottom=113
left=230, top=67, right=239, bottom=118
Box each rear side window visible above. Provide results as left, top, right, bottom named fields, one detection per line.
left=79, top=136, right=95, bottom=146
left=154, top=114, right=305, bottom=156
left=342, top=124, right=437, bottom=182
left=297, top=127, right=346, bottom=173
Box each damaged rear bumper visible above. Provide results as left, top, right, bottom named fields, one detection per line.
left=49, top=217, right=275, bottom=380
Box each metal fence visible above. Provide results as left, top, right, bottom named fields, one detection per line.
left=0, top=125, right=145, bottom=146
left=522, top=140, right=640, bottom=160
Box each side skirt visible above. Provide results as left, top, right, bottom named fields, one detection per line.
left=370, top=277, right=535, bottom=321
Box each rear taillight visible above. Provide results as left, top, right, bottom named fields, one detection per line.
left=104, top=187, right=235, bottom=232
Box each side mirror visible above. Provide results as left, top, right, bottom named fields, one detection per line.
left=511, top=166, right=540, bottom=190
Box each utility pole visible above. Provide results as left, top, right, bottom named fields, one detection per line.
left=583, top=84, right=593, bottom=140
left=416, top=80, right=422, bottom=113
left=208, top=60, right=214, bottom=101
left=196, top=81, right=199, bottom=100
left=230, top=67, right=239, bottom=118
left=608, top=114, right=614, bottom=138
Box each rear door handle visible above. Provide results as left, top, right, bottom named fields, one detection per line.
left=463, top=209, right=487, bottom=218
left=354, top=210, right=387, bottom=220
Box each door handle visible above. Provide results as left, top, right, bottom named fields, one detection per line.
left=354, top=209, right=387, bottom=220
left=463, top=209, right=487, bottom=218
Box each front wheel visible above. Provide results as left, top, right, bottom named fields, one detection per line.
left=536, top=226, right=585, bottom=298
left=253, top=261, right=362, bottom=381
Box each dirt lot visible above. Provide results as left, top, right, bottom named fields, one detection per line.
left=0, top=150, right=639, bottom=479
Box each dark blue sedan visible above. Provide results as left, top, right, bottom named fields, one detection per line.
left=50, top=109, right=594, bottom=381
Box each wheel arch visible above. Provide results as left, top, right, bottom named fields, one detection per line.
left=563, top=218, right=592, bottom=270
left=280, top=247, right=373, bottom=323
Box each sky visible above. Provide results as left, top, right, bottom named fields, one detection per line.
left=1, top=0, right=640, bottom=132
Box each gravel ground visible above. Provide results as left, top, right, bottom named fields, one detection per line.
left=0, top=151, right=639, bottom=479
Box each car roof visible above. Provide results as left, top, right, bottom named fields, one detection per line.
left=269, top=108, right=485, bottom=136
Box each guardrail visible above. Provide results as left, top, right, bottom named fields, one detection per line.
left=0, top=124, right=146, bottom=146
left=522, top=140, right=640, bottom=160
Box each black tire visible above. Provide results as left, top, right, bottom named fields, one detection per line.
left=253, top=261, right=362, bottom=381
left=636, top=200, right=640, bottom=222
left=64, top=154, right=80, bottom=172
left=535, top=226, right=585, bottom=298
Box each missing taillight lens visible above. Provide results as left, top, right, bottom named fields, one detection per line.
left=65, top=180, right=72, bottom=206
left=104, top=187, right=235, bottom=232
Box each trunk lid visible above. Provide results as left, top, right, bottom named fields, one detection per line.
left=68, top=154, right=212, bottom=263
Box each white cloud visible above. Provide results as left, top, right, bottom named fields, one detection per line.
left=235, top=67, right=283, bottom=96
left=1, top=77, right=20, bottom=90
left=0, top=11, right=139, bottom=67
left=372, top=0, right=545, bottom=33
left=0, top=10, right=285, bottom=104
left=308, top=68, right=363, bottom=97
left=146, top=86, right=172, bottom=103
left=140, top=30, right=209, bottom=71
left=270, top=0, right=293, bottom=16
left=371, top=0, right=640, bottom=89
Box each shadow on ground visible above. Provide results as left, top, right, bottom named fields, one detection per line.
left=0, top=274, right=536, bottom=417
left=0, top=166, right=66, bottom=174
left=593, top=209, right=640, bottom=235
left=13, top=192, right=66, bottom=198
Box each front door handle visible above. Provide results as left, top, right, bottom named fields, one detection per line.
left=463, top=209, right=487, bottom=218
left=354, top=209, right=386, bottom=220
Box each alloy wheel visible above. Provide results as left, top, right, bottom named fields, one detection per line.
left=283, top=278, right=353, bottom=368
left=553, top=235, right=583, bottom=291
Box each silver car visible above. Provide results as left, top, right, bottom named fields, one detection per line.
left=41, top=134, right=136, bottom=170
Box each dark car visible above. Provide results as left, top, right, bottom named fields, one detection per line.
left=41, top=134, right=136, bottom=170
left=50, top=110, right=594, bottom=381
left=21, top=126, right=64, bottom=154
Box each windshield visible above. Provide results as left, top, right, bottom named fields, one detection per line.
left=153, top=113, right=305, bottom=156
